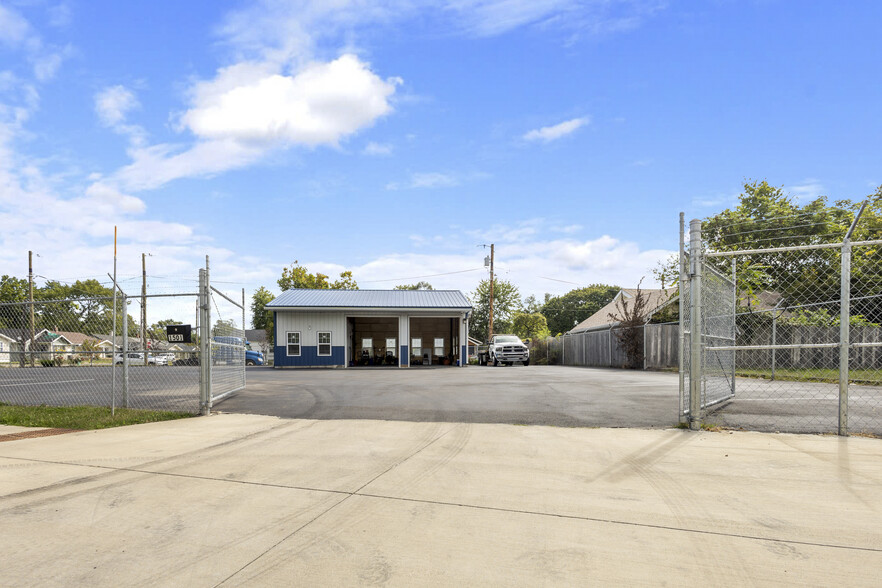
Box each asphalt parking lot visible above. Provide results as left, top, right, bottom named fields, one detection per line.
left=217, top=365, right=680, bottom=427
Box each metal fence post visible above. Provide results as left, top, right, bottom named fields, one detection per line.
left=205, top=257, right=213, bottom=412
left=199, top=269, right=210, bottom=415
left=771, top=312, right=777, bottom=381
left=839, top=242, right=851, bottom=436
left=122, top=295, right=129, bottom=408
left=689, top=219, right=703, bottom=429
left=678, top=212, right=687, bottom=423
left=731, top=257, right=736, bottom=398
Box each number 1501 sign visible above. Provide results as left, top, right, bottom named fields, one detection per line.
left=166, top=324, right=192, bottom=344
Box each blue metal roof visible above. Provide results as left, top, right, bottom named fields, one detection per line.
left=267, top=289, right=472, bottom=310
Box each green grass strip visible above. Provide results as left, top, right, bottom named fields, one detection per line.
left=734, top=368, right=882, bottom=385
left=0, top=403, right=193, bottom=430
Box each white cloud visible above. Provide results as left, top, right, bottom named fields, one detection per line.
left=114, top=138, right=266, bottom=192
left=91, top=1, right=661, bottom=193
left=786, top=178, right=825, bottom=202
left=0, top=4, right=69, bottom=81
left=0, top=5, right=31, bottom=47
left=523, top=117, right=588, bottom=142
left=363, top=141, right=393, bottom=156
left=344, top=219, right=673, bottom=297
left=181, top=54, right=399, bottom=146
left=386, top=172, right=458, bottom=190
left=551, top=224, right=582, bottom=234
left=446, top=0, right=577, bottom=36
left=84, top=182, right=146, bottom=214
left=347, top=232, right=673, bottom=297
left=95, top=85, right=140, bottom=127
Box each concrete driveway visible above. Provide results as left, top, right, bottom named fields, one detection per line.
left=219, top=365, right=680, bottom=428
left=1, top=415, right=880, bottom=586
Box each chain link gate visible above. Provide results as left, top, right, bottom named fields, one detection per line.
left=680, top=211, right=882, bottom=436
left=680, top=217, right=736, bottom=424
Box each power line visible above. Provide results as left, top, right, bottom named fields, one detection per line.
left=539, top=276, right=582, bottom=285
left=360, top=267, right=485, bottom=283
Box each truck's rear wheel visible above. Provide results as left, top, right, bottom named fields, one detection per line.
left=246, top=359, right=255, bottom=366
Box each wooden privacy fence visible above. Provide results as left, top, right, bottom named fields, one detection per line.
left=554, top=323, right=880, bottom=372
left=556, top=323, right=679, bottom=370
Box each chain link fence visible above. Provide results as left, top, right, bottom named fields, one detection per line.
left=208, top=279, right=246, bottom=404
left=681, top=215, right=882, bottom=436
left=0, top=261, right=245, bottom=414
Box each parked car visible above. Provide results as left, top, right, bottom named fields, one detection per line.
left=114, top=352, right=157, bottom=365
left=478, top=334, right=530, bottom=366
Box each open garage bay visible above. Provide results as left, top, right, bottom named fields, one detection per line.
left=218, top=365, right=680, bottom=428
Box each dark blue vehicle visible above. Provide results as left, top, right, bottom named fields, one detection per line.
left=213, top=336, right=265, bottom=366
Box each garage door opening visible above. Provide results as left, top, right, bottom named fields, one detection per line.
left=409, top=317, right=460, bottom=367
left=348, top=317, right=399, bottom=367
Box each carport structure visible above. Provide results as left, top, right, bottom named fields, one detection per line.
left=267, top=289, right=473, bottom=368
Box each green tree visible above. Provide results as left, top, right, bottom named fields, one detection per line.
left=0, top=275, right=29, bottom=329
left=522, top=294, right=543, bottom=314
left=277, top=261, right=358, bottom=291
left=607, top=280, right=649, bottom=369
left=213, top=318, right=236, bottom=336
left=0, top=275, right=28, bottom=303
left=468, top=278, right=521, bottom=340
left=703, top=181, right=882, bottom=320
left=251, top=286, right=275, bottom=345
left=36, top=279, right=116, bottom=334
left=651, top=254, right=680, bottom=290
left=80, top=338, right=101, bottom=366
left=510, top=312, right=550, bottom=341
left=541, top=285, right=620, bottom=335
left=146, top=318, right=181, bottom=343
left=394, top=281, right=434, bottom=290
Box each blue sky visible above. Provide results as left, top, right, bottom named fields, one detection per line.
left=1, top=0, right=880, bottom=325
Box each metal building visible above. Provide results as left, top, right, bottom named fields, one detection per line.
left=267, top=289, right=473, bottom=368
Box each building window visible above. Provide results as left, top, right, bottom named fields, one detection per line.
left=317, top=331, right=331, bottom=356
left=287, top=332, right=301, bottom=356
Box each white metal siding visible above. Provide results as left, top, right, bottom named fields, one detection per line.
left=275, top=312, right=346, bottom=344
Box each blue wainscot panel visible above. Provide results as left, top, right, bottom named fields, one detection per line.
left=274, top=345, right=345, bottom=367
left=400, top=345, right=408, bottom=367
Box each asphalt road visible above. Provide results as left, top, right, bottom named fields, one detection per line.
left=216, top=365, right=681, bottom=428
left=0, top=365, right=203, bottom=413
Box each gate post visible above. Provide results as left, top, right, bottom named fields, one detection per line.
left=199, top=268, right=211, bottom=415
left=122, top=295, right=129, bottom=408
left=839, top=242, right=851, bottom=436
left=689, top=219, right=703, bottom=429
left=678, top=213, right=687, bottom=424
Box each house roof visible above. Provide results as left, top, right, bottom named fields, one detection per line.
left=569, top=288, right=676, bottom=333
left=267, top=289, right=472, bottom=311
left=0, top=329, right=24, bottom=342
left=245, top=329, right=266, bottom=343
left=51, top=331, right=108, bottom=346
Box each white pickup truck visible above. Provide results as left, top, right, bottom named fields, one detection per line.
left=477, top=334, right=530, bottom=366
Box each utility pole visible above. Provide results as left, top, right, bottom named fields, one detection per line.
left=141, top=253, right=148, bottom=365
left=28, top=251, right=35, bottom=367
left=488, top=244, right=495, bottom=339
